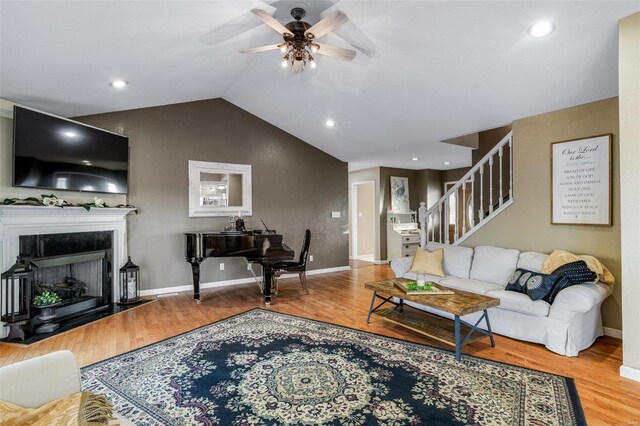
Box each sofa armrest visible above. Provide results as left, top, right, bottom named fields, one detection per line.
left=390, top=257, right=413, bottom=277
left=549, top=282, right=612, bottom=319
left=0, top=350, right=81, bottom=408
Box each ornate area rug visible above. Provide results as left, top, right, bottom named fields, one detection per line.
left=81, top=309, right=586, bottom=425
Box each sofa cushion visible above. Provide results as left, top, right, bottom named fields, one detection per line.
left=517, top=252, right=548, bottom=273
left=426, top=242, right=474, bottom=279
left=409, top=248, right=445, bottom=277
left=403, top=272, right=447, bottom=284
left=470, top=246, right=520, bottom=286
left=486, top=289, right=551, bottom=317
left=439, top=277, right=504, bottom=295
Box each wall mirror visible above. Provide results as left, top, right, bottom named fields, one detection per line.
left=188, top=161, right=252, bottom=217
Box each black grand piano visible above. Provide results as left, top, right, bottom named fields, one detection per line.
left=185, top=231, right=294, bottom=305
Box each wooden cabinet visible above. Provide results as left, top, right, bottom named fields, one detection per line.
left=387, top=224, right=420, bottom=259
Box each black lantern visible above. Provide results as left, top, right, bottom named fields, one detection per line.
left=119, top=256, right=140, bottom=304
left=1, top=256, right=34, bottom=341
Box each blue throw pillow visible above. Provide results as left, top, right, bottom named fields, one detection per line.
left=505, top=268, right=559, bottom=301
left=544, top=261, right=598, bottom=304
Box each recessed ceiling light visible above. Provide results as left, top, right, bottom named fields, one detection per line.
left=109, top=80, right=128, bottom=88
left=82, top=160, right=90, bottom=163
left=325, top=119, right=335, bottom=128
left=63, top=131, right=77, bottom=137
left=528, top=21, right=555, bottom=38
left=411, top=157, right=419, bottom=161
left=443, top=161, right=451, bottom=165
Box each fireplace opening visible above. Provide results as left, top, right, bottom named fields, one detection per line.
left=18, top=231, right=113, bottom=328
left=32, top=250, right=111, bottom=319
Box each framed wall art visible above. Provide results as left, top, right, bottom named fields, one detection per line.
left=390, top=176, right=410, bottom=213
left=551, top=134, right=612, bottom=226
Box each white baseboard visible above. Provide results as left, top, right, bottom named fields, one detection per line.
left=620, top=365, right=640, bottom=382
left=373, top=260, right=388, bottom=265
left=604, top=327, right=622, bottom=339
left=140, top=265, right=351, bottom=297
left=355, top=254, right=374, bottom=262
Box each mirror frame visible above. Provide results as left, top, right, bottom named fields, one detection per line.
left=188, top=160, right=252, bottom=217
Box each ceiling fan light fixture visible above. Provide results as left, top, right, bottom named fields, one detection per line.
left=281, top=59, right=289, bottom=68
left=310, top=60, right=317, bottom=69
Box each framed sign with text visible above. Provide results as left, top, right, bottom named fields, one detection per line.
left=551, top=134, right=612, bottom=226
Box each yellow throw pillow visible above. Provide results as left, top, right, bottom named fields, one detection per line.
left=409, top=248, right=445, bottom=277
left=541, top=249, right=615, bottom=285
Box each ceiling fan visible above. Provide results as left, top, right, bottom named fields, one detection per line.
left=239, top=7, right=356, bottom=72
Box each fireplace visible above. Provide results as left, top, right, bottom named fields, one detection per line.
left=0, top=205, right=134, bottom=341
left=20, top=231, right=113, bottom=319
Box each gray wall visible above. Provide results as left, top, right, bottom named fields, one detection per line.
left=76, top=98, right=349, bottom=291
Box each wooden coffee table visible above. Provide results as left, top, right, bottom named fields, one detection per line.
left=365, top=278, right=500, bottom=361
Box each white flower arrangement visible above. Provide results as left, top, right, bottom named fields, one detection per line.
left=42, top=195, right=66, bottom=207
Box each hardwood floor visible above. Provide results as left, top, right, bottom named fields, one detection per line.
left=1, top=262, right=639, bottom=424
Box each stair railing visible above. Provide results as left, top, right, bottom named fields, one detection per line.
left=419, top=131, right=513, bottom=246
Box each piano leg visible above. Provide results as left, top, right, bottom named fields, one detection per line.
left=190, top=262, right=202, bottom=304
left=263, top=266, right=273, bottom=306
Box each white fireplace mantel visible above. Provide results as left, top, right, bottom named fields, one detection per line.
left=0, top=205, right=135, bottom=304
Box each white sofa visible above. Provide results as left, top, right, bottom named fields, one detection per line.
left=0, top=351, right=133, bottom=425
left=390, top=242, right=612, bottom=356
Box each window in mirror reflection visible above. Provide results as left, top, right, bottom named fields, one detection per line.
left=199, top=172, right=243, bottom=207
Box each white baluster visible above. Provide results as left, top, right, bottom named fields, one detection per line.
left=462, top=181, right=466, bottom=235
left=445, top=198, right=450, bottom=244
left=489, top=156, right=494, bottom=215
left=479, top=164, right=484, bottom=221
left=509, top=135, right=513, bottom=200
left=470, top=175, right=475, bottom=228
left=454, top=191, right=458, bottom=243
left=439, top=204, right=443, bottom=243
left=499, top=146, right=504, bottom=207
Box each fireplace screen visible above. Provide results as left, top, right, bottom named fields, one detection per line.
left=32, top=252, right=108, bottom=311
left=19, top=231, right=113, bottom=319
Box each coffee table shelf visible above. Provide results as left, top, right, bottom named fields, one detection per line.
left=374, top=307, right=488, bottom=347
left=365, top=278, right=500, bottom=360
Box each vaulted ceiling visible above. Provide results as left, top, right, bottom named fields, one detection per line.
left=1, top=1, right=637, bottom=171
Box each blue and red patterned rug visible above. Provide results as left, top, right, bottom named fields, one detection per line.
left=81, top=309, right=585, bottom=425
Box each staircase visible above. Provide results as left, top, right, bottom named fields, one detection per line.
left=419, top=131, right=513, bottom=246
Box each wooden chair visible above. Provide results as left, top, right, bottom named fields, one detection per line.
left=272, top=229, right=311, bottom=295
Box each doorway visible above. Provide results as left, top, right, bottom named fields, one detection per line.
left=351, top=181, right=376, bottom=262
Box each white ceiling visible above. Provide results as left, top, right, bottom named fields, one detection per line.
left=1, top=1, right=637, bottom=171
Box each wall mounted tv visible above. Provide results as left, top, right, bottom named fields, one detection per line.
left=13, top=106, right=129, bottom=194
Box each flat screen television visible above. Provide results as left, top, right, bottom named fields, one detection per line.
left=13, top=106, right=129, bottom=194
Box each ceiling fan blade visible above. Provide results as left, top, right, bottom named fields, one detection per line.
left=332, top=20, right=376, bottom=58
left=251, top=8, right=293, bottom=36
left=239, top=44, right=282, bottom=54
left=315, top=43, right=356, bottom=61
left=199, top=2, right=276, bottom=46
left=304, top=10, right=348, bottom=40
